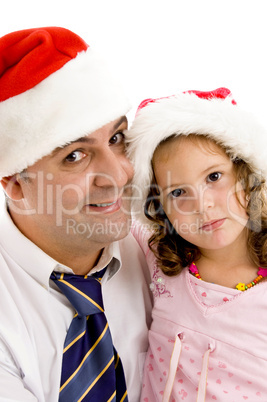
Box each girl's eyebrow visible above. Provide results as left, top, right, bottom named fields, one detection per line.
left=161, top=162, right=229, bottom=192
left=161, top=180, right=183, bottom=192
left=202, top=162, right=228, bottom=174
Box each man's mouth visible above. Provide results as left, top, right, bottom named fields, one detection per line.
left=90, top=201, right=117, bottom=207
left=84, top=199, right=123, bottom=213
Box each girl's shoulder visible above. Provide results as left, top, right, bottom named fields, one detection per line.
left=130, top=218, right=152, bottom=255
left=130, top=219, right=158, bottom=275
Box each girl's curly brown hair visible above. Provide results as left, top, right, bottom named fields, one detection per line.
left=145, top=134, right=267, bottom=277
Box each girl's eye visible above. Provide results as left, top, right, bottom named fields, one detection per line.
left=207, top=172, right=222, bottom=182
left=170, top=188, right=185, bottom=198
left=64, top=151, right=86, bottom=163
left=109, top=132, right=125, bottom=145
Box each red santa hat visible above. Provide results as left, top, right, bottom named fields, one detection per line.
left=126, top=88, right=267, bottom=222
left=0, top=26, right=131, bottom=178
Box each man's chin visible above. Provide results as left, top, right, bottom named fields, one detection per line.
left=104, top=215, right=132, bottom=241
left=63, top=213, right=132, bottom=243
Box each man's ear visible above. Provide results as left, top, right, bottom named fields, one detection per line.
left=0, top=175, right=24, bottom=201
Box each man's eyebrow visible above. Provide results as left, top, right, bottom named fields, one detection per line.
left=50, top=116, right=128, bottom=156
left=66, top=136, right=96, bottom=145
left=114, top=116, right=127, bottom=131
left=50, top=137, right=95, bottom=156
left=68, top=117, right=127, bottom=145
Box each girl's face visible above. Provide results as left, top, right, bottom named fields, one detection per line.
left=152, top=136, right=249, bottom=253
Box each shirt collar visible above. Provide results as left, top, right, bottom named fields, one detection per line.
left=56, top=242, right=121, bottom=281
left=0, top=206, right=122, bottom=288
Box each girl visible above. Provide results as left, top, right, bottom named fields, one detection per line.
left=127, top=88, right=267, bottom=401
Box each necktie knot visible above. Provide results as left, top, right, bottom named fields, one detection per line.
left=51, top=270, right=105, bottom=317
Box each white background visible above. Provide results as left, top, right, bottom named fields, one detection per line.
left=1, top=0, right=267, bottom=123
left=0, top=0, right=266, bottom=203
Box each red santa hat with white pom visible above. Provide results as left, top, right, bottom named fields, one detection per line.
left=0, top=26, right=131, bottom=179
left=126, top=87, right=267, bottom=221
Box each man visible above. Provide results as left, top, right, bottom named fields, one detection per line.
left=0, top=27, right=152, bottom=401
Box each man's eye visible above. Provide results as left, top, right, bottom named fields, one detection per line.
left=207, top=172, right=222, bottom=182
left=64, top=151, right=86, bottom=163
left=170, top=188, right=185, bottom=198
left=109, top=132, right=125, bottom=145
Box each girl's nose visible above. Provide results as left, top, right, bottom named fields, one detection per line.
left=193, top=186, right=215, bottom=214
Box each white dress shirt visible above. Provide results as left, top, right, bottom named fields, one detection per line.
left=0, top=207, right=152, bottom=401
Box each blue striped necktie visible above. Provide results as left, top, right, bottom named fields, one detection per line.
left=51, top=268, right=128, bottom=402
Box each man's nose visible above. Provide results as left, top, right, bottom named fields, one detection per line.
left=93, top=148, right=133, bottom=189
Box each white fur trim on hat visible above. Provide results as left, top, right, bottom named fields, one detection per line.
left=0, top=48, right=131, bottom=178
left=126, top=91, right=267, bottom=223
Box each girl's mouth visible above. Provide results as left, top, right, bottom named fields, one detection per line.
left=200, top=218, right=225, bottom=231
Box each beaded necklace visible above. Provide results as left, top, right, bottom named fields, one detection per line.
left=189, top=262, right=267, bottom=291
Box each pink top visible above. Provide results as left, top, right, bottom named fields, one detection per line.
left=132, top=223, right=267, bottom=401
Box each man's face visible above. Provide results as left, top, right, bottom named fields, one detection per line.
left=14, top=116, right=133, bottom=251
